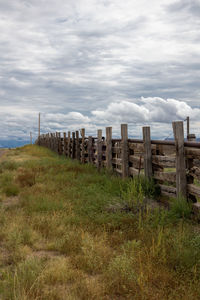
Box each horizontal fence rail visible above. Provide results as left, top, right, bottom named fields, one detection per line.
left=36, top=122, right=200, bottom=209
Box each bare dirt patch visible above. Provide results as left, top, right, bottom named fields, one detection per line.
left=0, top=149, right=8, bottom=159
left=31, top=250, right=64, bottom=259
left=2, top=196, right=20, bottom=208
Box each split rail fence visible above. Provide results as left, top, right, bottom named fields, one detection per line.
left=36, top=121, right=200, bottom=209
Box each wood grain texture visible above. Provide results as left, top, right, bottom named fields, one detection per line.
left=187, top=184, right=200, bottom=198
left=159, top=184, right=176, bottom=197
left=67, top=131, right=71, bottom=158
left=172, top=121, right=187, bottom=198
left=121, top=124, right=129, bottom=178
left=75, top=131, right=80, bottom=161
left=97, top=129, right=102, bottom=170
left=154, top=171, right=176, bottom=183
left=152, top=155, right=176, bottom=168
left=129, top=156, right=144, bottom=169
left=143, top=127, right=153, bottom=178
left=106, top=127, right=112, bottom=170
left=72, top=132, right=75, bottom=159
left=88, top=136, right=93, bottom=163
left=81, top=129, right=85, bottom=163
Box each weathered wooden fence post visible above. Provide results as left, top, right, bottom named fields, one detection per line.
left=121, top=124, right=129, bottom=178
left=75, top=130, right=80, bottom=161
left=58, top=132, right=62, bottom=154
left=172, top=121, right=187, bottom=198
left=143, top=126, right=153, bottom=178
left=55, top=132, right=59, bottom=153
left=81, top=129, right=85, bottom=164
left=63, top=132, right=67, bottom=155
left=97, top=129, right=102, bottom=171
left=88, top=136, right=93, bottom=163
left=54, top=133, right=56, bottom=152
left=48, top=133, right=51, bottom=149
left=106, top=127, right=112, bottom=170
left=50, top=133, right=53, bottom=150
left=67, top=131, right=71, bottom=158
left=52, top=133, right=55, bottom=151
left=72, top=132, right=75, bottom=159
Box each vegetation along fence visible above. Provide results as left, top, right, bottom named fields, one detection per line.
left=36, top=121, right=200, bottom=213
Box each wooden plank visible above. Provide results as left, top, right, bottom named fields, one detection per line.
left=115, top=168, right=122, bottom=175
left=112, top=147, right=121, bottom=154
left=112, top=158, right=122, bottom=165
left=192, top=202, right=200, bottom=218
left=129, top=167, right=139, bottom=177
left=67, top=131, right=71, bottom=158
left=72, top=132, right=75, bottom=159
left=129, top=155, right=144, bottom=169
left=189, top=166, right=200, bottom=181
left=143, top=127, right=152, bottom=178
left=75, top=130, right=80, bottom=161
left=172, top=121, right=187, bottom=198
left=58, top=132, right=62, bottom=154
left=102, top=161, right=107, bottom=167
left=187, top=184, right=200, bottom=198
left=55, top=132, right=59, bottom=154
left=121, top=124, right=129, bottom=178
left=152, top=155, right=176, bottom=168
left=186, top=151, right=196, bottom=202
left=51, top=133, right=54, bottom=151
left=106, top=127, right=112, bottom=170
left=63, top=132, right=67, bottom=155
left=185, top=148, right=200, bottom=159
left=88, top=136, right=93, bottom=163
left=81, top=129, right=85, bottom=163
left=128, top=142, right=144, bottom=152
left=97, top=129, right=102, bottom=171
left=154, top=171, right=176, bottom=183
left=159, top=184, right=176, bottom=197
left=157, top=145, right=175, bottom=156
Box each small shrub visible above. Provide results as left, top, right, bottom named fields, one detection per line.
left=41, top=257, right=80, bottom=284
left=74, top=232, right=111, bottom=273
left=3, top=184, right=19, bottom=196
left=121, top=176, right=160, bottom=207
left=0, top=257, right=45, bottom=299
left=2, top=160, right=18, bottom=171
left=16, top=168, right=36, bottom=187
left=169, top=197, right=192, bottom=219
left=21, top=194, right=65, bottom=213
left=0, top=171, right=13, bottom=185
left=56, top=227, right=82, bottom=255
left=106, top=253, right=138, bottom=294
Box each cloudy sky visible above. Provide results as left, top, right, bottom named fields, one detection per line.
left=0, top=0, right=200, bottom=142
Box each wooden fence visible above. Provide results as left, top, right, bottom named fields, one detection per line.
left=36, top=121, right=200, bottom=210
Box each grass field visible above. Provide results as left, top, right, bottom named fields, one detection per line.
left=0, top=145, right=200, bottom=300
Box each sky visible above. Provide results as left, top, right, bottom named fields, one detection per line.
left=0, top=0, right=200, bottom=144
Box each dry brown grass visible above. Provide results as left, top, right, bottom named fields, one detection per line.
left=0, top=145, right=199, bottom=300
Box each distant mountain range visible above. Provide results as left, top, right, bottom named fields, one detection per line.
left=165, top=138, right=200, bottom=142
left=0, top=136, right=199, bottom=149
left=0, top=140, right=32, bottom=148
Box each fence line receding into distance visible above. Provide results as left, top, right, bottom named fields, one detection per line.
left=36, top=121, right=200, bottom=212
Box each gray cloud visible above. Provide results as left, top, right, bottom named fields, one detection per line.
left=0, top=0, right=199, bottom=143
left=167, top=0, right=200, bottom=17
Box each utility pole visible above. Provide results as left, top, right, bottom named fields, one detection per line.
left=187, top=116, right=190, bottom=140
left=38, top=113, right=41, bottom=145
left=30, top=132, right=32, bottom=145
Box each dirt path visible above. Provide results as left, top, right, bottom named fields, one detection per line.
left=0, top=149, right=7, bottom=159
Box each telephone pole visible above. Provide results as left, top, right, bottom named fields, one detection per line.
left=30, top=132, right=32, bottom=145
left=187, top=116, right=189, bottom=140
